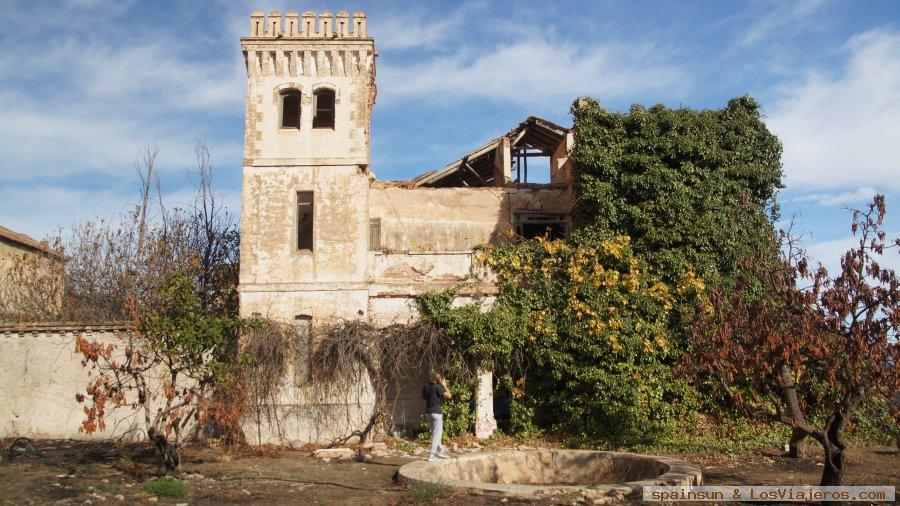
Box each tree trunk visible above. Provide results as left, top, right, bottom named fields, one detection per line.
left=787, top=427, right=805, bottom=458
left=820, top=441, right=845, bottom=486
left=778, top=365, right=811, bottom=459
left=148, top=428, right=181, bottom=474
left=819, top=414, right=847, bottom=486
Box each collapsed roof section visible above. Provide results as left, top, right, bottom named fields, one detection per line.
left=410, top=116, right=572, bottom=188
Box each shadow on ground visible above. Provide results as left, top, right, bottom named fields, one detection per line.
left=0, top=439, right=896, bottom=504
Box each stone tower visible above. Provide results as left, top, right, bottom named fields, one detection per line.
left=239, top=10, right=376, bottom=323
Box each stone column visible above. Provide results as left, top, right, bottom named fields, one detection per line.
left=474, top=368, right=496, bottom=439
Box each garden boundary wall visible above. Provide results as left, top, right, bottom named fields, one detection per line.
left=0, top=322, right=143, bottom=440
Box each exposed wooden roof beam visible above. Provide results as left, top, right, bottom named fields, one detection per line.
left=412, top=115, right=570, bottom=187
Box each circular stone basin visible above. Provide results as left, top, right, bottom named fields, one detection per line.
left=397, top=450, right=702, bottom=500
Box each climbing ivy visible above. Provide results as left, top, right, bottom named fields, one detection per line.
left=571, top=95, right=783, bottom=293
left=569, top=97, right=785, bottom=416
left=416, top=97, right=784, bottom=443
left=418, top=234, right=703, bottom=442
left=414, top=291, right=521, bottom=437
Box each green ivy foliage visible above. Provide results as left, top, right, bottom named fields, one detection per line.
left=570, top=96, right=783, bottom=290
left=491, top=235, right=703, bottom=442
left=414, top=291, right=518, bottom=436
left=418, top=234, right=703, bottom=443
left=415, top=291, right=523, bottom=367
left=416, top=97, right=786, bottom=443
left=570, top=97, right=785, bottom=418
left=417, top=374, right=476, bottom=439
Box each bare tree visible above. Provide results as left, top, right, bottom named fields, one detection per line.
left=67, top=141, right=242, bottom=472
left=3, top=140, right=239, bottom=324
left=186, top=140, right=240, bottom=315
left=307, top=320, right=473, bottom=445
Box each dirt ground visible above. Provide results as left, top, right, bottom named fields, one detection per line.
left=687, top=445, right=899, bottom=489
left=0, top=439, right=896, bottom=505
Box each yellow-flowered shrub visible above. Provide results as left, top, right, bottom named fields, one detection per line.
left=419, top=232, right=704, bottom=442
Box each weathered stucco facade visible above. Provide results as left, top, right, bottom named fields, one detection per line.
left=238, top=10, right=574, bottom=444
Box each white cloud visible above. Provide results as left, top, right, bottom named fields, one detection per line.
left=739, top=0, right=830, bottom=46
left=66, top=41, right=245, bottom=109
left=0, top=2, right=250, bottom=240
left=791, top=186, right=878, bottom=206
left=372, top=6, right=474, bottom=51
left=0, top=4, right=245, bottom=179
left=378, top=39, right=683, bottom=106
left=805, top=234, right=900, bottom=277
left=0, top=97, right=242, bottom=182
left=0, top=184, right=129, bottom=241
left=766, top=28, right=900, bottom=191
left=0, top=178, right=242, bottom=243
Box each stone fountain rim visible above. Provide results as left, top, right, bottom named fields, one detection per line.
left=396, top=449, right=703, bottom=499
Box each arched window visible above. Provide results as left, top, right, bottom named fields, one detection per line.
left=280, top=89, right=301, bottom=128
left=312, top=88, right=335, bottom=129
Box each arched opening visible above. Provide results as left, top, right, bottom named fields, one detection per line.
left=312, top=88, right=335, bottom=129
left=280, top=89, right=301, bottom=128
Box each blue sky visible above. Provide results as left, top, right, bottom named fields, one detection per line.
left=1, top=0, right=899, bottom=272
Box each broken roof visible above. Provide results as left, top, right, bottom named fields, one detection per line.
left=410, top=116, right=570, bottom=188
left=0, top=225, right=63, bottom=259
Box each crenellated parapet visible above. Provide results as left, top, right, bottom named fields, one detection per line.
left=247, top=9, right=369, bottom=39
left=242, top=8, right=375, bottom=80
left=240, top=8, right=376, bottom=167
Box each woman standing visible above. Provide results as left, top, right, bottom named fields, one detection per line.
left=422, top=371, right=453, bottom=461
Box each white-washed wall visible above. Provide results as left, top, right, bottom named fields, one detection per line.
left=0, top=324, right=145, bottom=440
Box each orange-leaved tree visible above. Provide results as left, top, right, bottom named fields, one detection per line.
left=688, top=195, right=900, bottom=485
left=75, top=273, right=241, bottom=472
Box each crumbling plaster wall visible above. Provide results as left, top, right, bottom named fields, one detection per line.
left=368, top=186, right=569, bottom=253
left=244, top=347, right=377, bottom=445
left=239, top=179, right=567, bottom=322
left=0, top=325, right=165, bottom=441
left=242, top=37, right=375, bottom=167
left=363, top=185, right=567, bottom=322
left=239, top=166, right=369, bottom=291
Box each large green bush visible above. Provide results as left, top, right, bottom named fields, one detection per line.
left=419, top=234, right=702, bottom=442
left=571, top=96, right=783, bottom=290
left=489, top=234, right=704, bottom=441
left=570, top=97, right=785, bottom=417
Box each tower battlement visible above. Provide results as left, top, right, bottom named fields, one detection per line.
left=240, top=7, right=376, bottom=167
left=248, top=10, right=367, bottom=39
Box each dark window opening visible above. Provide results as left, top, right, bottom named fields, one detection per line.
left=281, top=90, right=301, bottom=128
left=368, top=218, right=382, bottom=251
left=515, top=213, right=567, bottom=240
left=297, top=191, right=314, bottom=250
left=313, top=88, right=335, bottom=129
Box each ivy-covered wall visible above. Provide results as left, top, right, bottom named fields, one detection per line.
left=417, top=96, right=786, bottom=443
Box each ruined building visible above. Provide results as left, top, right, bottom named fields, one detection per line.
left=0, top=224, right=64, bottom=318
left=238, top=10, right=574, bottom=443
